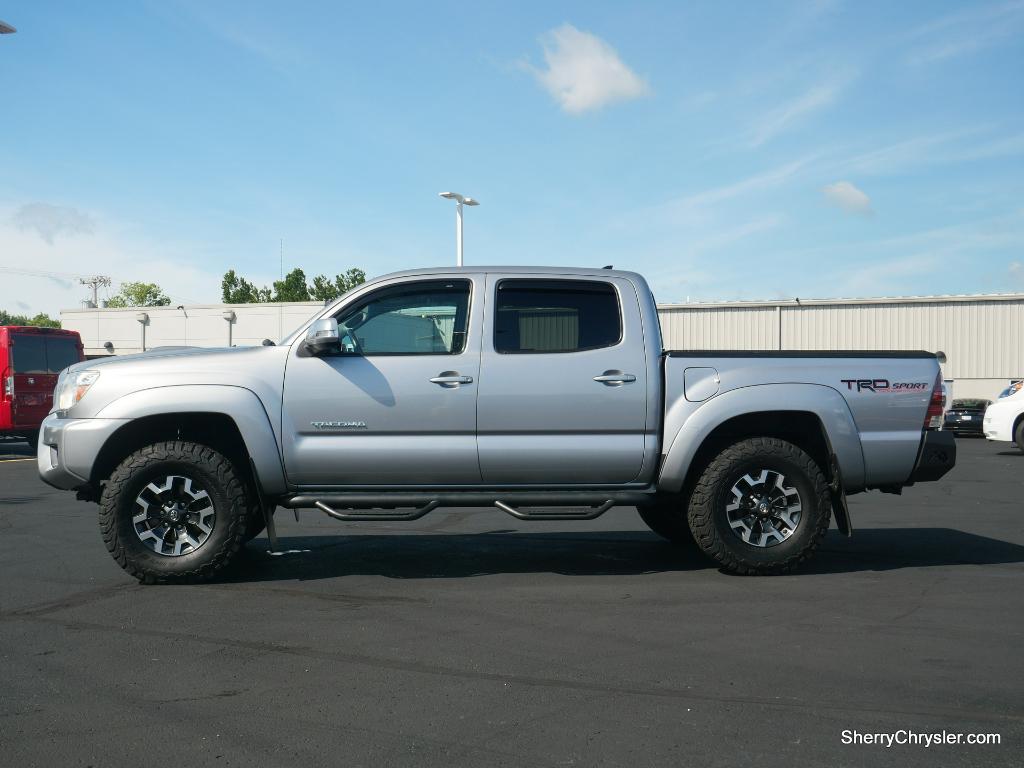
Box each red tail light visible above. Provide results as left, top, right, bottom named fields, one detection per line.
left=924, top=372, right=945, bottom=430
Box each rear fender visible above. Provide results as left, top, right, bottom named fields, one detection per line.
left=658, top=383, right=865, bottom=494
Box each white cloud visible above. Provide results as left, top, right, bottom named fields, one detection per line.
left=907, top=1, right=1024, bottom=64
left=669, top=155, right=817, bottom=211
left=822, top=180, right=872, bottom=215
left=842, top=254, right=940, bottom=295
left=0, top=203, right=227, bottom=316
left=528, top=24, right=650, bottom=114
left=837, top=128, right=1024, bottom=176
left=688, top=215, right=785, bottom=253
left=11, top=202, right=95, bottom=244
left=748, top=77, right=850, bottom=147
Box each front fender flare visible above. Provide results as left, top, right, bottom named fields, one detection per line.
left=96, top=385, right=288, bottom=496
left=657, top=383, right=865, bottom=494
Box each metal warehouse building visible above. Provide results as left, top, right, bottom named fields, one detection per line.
left=658, top=293, right=1024, bottom=400
left=61, top=291, right=1024, bottom=402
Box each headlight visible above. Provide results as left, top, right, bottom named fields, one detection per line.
left=57, top=370, right=100, bottom=411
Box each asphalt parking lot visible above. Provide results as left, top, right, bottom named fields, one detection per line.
left=1, top=437, right=1021, bottom=767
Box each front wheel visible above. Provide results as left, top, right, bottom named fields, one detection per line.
left=687, top=437, right=831, bottom=575
left=1016, top=420, right=1024, bottom=453
left=99, top=441, right=251, bottom=583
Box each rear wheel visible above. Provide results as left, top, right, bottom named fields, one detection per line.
left=99, top=441, right=250, bottom=583
left=687, top=437, right=831, bottom=575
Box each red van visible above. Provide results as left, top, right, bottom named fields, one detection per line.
left=1, top=326, right=84, bottom=446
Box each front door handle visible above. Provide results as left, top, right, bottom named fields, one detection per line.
left=430, top=372, right=474, bottom=387
left=593, top=371, right=636, bottom=386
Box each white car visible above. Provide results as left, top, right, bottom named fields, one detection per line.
left=983, top=384, right=1024, bottom=450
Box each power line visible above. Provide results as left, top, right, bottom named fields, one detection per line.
left=0, top=266, right=201, bottom=307
left=0, top=266, right=95, bottom=281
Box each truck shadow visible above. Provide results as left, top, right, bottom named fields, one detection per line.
left=228, top=527, right=1024, bottom=582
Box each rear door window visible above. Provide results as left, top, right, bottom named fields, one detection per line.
left=493, top=279, right=622, bottom=353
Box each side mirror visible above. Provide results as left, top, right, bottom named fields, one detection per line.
left=304, top=318, right=340, bottom=355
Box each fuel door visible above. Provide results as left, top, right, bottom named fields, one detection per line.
left=684, top=367, right=720, bottom=402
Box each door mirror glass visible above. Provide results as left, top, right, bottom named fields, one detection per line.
left=304, top=318, right=340, bottom=355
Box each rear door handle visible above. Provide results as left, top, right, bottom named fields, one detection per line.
left=430, top=373, right=474, bottom=387
left=593, top=371, right=636, bottom=385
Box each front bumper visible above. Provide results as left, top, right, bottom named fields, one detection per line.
left=908, top=429, right=956, bottom=483
left=37, top=413, right=129, bottom=490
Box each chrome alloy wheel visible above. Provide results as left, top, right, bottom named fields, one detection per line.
left=725, top=469, right=802, bottom=548
left=132, top=475, right=215, bottom=556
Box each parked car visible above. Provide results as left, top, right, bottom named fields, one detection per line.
left=984, top=384, right=1024, bottom=452
left=943, top=398, right=992, bottom=436
left=37, top=266, right=955, bottom=581
left=1, top=326, right=84, bottom=447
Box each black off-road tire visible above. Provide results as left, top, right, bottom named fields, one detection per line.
left=99, top=441, right=250, bottom=584
left=687, top=437, right=831, bottom=575
left=637, top=495, right=700, bottom=551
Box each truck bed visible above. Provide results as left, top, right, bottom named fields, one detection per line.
left=661, top=349, right=943, bottom=492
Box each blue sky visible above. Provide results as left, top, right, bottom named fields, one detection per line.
left=1, top=0, right=1023, bottom=314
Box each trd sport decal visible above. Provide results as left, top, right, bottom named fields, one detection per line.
left=840, top=379, right=929, bottom=392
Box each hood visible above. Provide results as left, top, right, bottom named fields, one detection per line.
left=63, top=343, right=292, bottom=419
left=71, top=345, right=279, bottom=373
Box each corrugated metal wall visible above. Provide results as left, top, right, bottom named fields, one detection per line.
left=658, top=306, right=779, bottom=351
left=657, top=296, right=1024, bottom=380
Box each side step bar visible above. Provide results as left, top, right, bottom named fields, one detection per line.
left=281, top=489, right=654, bottom=523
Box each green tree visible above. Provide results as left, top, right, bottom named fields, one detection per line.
left=222, top=270, right=271, bottom=303
left=272, top=268, right=310, bottom=302
left=105, top=281, right=171, bottom=308
left=309, top=268, right=367, bottom=302
left=221, top=267, right=365, bottom=304
left=0, top=310, right=60, bottom=328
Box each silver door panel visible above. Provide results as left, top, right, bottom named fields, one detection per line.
left=476, top=275, right=650, bottom=485
left=281, top=275, right=484, bottom=486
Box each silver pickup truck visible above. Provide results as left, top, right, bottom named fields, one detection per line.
left=38, top=266, right=955, bottom=582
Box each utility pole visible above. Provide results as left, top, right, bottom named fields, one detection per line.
left=80, top=276, right=112, bottom=308
left=280, top=239, right=284, bottom=280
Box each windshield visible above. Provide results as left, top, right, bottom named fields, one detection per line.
left=998, top=382, right=1023, bottom=399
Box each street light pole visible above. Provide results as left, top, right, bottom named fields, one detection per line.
left=439, top=192, right=479, bottom=267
